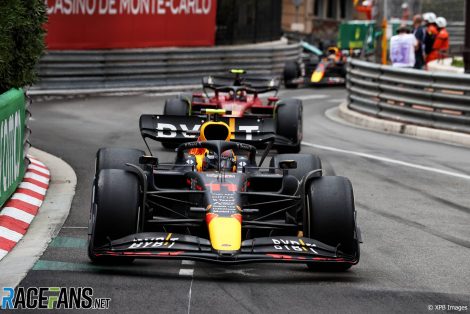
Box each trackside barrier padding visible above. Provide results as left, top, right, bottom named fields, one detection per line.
left=0, top=89, right=29, bottom=207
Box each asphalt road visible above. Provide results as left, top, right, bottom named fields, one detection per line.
left=20, top=87, right=470, bottom=313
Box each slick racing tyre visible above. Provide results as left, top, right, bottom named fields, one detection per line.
left=88, top=169, right=140, bottom=264
left=275, top=99, right=303, bottom=153
left=304, top=176, right=359, bottom=271
left=96, top=147, right=145, bottom=174
left=162, top=98, right=190, bottom=149
left=283, top=61, right=300, bottom=88
left=163, top=98, right=190, bottom=116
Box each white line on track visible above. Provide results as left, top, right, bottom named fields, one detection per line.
left=294, top=94, right=327, bottom=101
left=187, top=277, right=194, bottom=314
left=179, top=268, right=194, bottom=276
left=143, top=91, right=182, bottom=98
left=182, top=260, right=195, bottom=265
left=327, top=98, right=346, bottom=103
left=302, top=141, right=470, bottom=181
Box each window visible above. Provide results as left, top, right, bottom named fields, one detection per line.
left=326, top=0, right=337, bottom=19
left=340, top=0, right=346, bottom=19
left=313, top=0, right=321, bottom=17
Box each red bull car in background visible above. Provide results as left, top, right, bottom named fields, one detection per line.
left=88, top=112, right=361, bottom=271
left=284, top=42, right=347, bottom=88
left=161, top=69, right=303, bottom=153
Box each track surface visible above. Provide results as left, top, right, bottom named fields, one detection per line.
left=20, top=87, right=470, bottom=313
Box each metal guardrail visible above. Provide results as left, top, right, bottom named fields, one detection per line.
left=32, top=42, right=301, bottom=91
left=346, top=59, right=470, bottom=134
left=447, top=22, right=464, bottom=56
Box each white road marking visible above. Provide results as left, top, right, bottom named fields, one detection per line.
left=0, top=227, right=23, bottom=242
left=327, top=98, right=345, bottom=103
left=0, top=249, right=8, bottom=260
left=187, top=277, right=194, bottom=314
left=179, top=269, right=194, bottom=276
left=0, top=207, right=35, bottom=224
left=182, top=260, right=195, bottom=265
left=143, top=92, right=182, bottom=98
left=294, top=94, right=327, bottom=101
left=302, top=142, right=470, bottom=181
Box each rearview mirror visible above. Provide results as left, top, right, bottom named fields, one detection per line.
left=139, top=155, right=159, bottom=166
left=279, top=160, right=297, bottom=170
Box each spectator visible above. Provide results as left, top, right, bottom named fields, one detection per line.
left=390, top=26, right=417, bottom=68
left=422, top=12, right=438, bottom=65
left=431, top=17, right=449, bottom=61
left=412, top=14, right=425, bottom=69
left=401, top=3, right=410, bottom=23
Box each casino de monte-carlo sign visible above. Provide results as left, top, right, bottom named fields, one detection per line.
left=44, top=0, right=217, bottom=49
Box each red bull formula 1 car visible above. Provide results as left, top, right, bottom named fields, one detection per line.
left=88, top=110, right=361, bottom=271
left=161, top=69, right=302, bottom=153
left=284, top=43, right=347, bottom=87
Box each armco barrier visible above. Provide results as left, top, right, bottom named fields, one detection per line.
left=346, top=59, right=470, bottom=134
left=0, top=89, right=31, bottom=206
left=447, top=22, right=464, bottom=56
left=31, top=41, right=301, bottom=92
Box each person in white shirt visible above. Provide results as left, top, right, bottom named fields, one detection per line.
left=390, top=26, right=418, bottom=68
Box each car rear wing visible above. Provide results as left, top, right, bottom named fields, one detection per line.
left=202, top=75, right=280, bottom=94
left=140, top=114, right=277, bottom=145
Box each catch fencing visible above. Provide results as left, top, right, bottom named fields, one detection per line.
left=346, top=59, right=470, bottom=134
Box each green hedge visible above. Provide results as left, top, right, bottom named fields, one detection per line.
left=0, top=0, right=47, bottom=93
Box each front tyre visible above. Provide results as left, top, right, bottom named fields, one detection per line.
left=284, top=61, right=300, bottom=88
left=88, top=169, right=140, bottom=264
left=276, top=99, right=303, bottom=153
left=96, top=147, right=144, bottom=173
left=304, top=176, right=359, bottom=271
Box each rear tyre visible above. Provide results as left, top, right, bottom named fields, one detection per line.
left=270, top=153, right=322, bottom=181
left=163, top=98, right=190, bottom=116
left=96, top=147, right=144, bottom=173
left=276, top=99, right=303, bottom=153
left=88, top=169, right=140, bottom=264
left=162, top=98, right=190, bottom=149
left=284, top=61, right=300, bottom=88
left=304, top=176, right=359, bottom=271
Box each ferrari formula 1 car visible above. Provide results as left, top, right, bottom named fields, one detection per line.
left=161, top=69, right=302, bottom=153
left=284, top=43, right=347, bottom=88
left=88, top=110, right=361, bottom=271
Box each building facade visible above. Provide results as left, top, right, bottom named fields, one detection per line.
left=282, top=0, right=355, bottom=45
